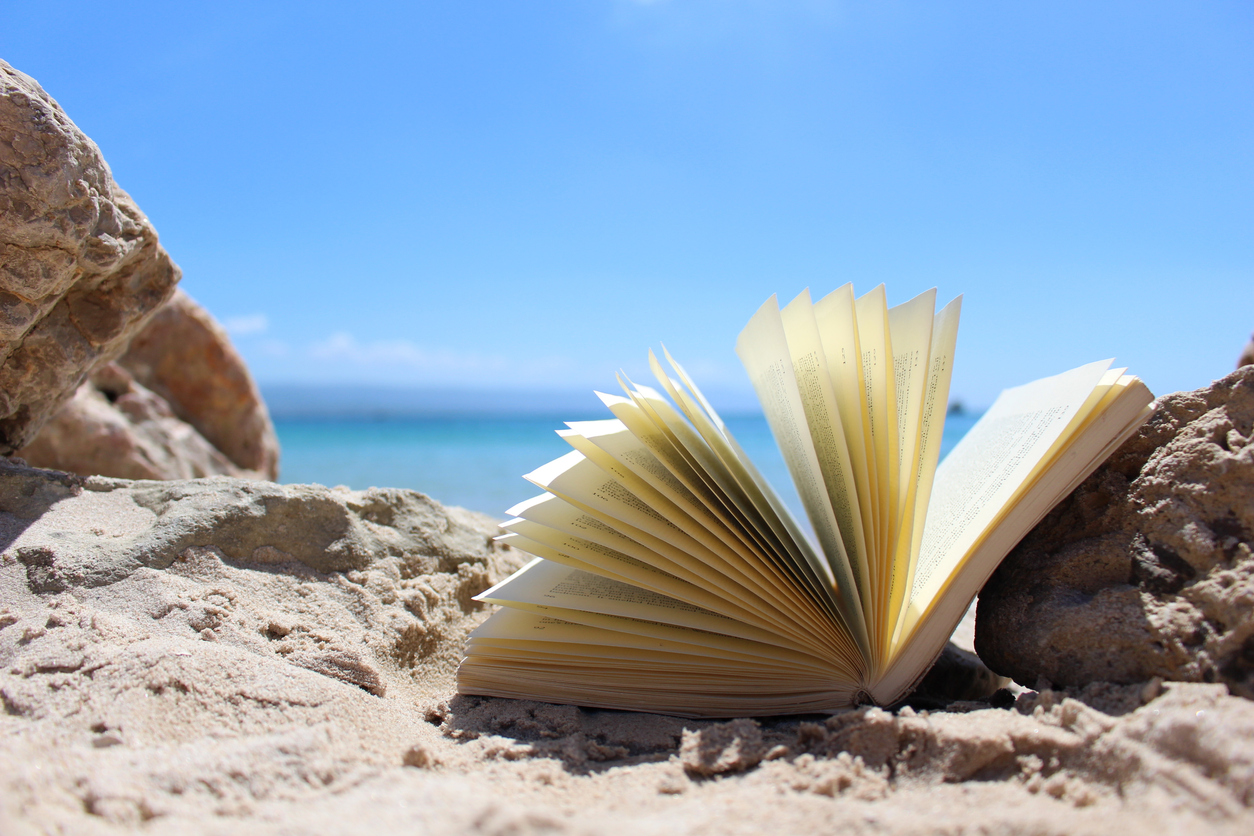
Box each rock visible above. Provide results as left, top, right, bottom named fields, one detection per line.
left=17, top=362, right=260, bottom=480
left=118, top=289, right=279, bottom=479
left=0, top=458, right=521, bottom=592
left=1239, top=333, right=1254, bottom=369
left=0, top=60, right=179, bottom=453
left=976, top=366, right=1254, bottom=697
left=681, top=718, right=766, bottom=776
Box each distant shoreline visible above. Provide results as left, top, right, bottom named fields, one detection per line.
left=260, top=382, right=765, bottom=421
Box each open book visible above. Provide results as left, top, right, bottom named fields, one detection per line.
left=457, top=286, right=1155, bottom=717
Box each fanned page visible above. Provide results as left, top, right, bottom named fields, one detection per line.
left=736, top=293, right=870, bottom=658
left=457, top=285, right=1154, bottom=718
left=873, top=363, right=1154, bottom=705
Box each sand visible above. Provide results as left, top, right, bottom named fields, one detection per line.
left=1, top=462, right=1251, bottom=834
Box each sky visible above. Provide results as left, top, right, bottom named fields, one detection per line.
left=3, top=0, right=1251, bottom=410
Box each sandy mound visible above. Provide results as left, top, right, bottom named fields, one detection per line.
left=1, top=461, right=1251, bottom=834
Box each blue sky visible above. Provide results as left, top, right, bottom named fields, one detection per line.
left=4, top=1, right=1251, bottom=409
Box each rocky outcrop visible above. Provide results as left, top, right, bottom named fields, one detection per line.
left=16, top=362, right=261, bottom=481
left=0, top=60, right=180, bottom=453
left=977, top=366, right=1254, bottom=697
left=118, top=289, right=279, bottom=479
left=19, top=290, right=282, bottom=482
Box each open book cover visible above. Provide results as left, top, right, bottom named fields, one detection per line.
left=457, top=286, right=1155, bottom=717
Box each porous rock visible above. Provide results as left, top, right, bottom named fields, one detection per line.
left=0, top=60, right=179, bottom=453
left=17, top=362, right=260, bottom=480
left=118, top=289, right=279, bottom=478
left=977, top=365, right=1254, bottom=696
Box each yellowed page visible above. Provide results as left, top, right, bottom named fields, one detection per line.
left=526, top=450, right=708, bottom=557
left=886, top=294, right=960, bottom=648
left=886, top=289, right=936, bottom=519
left=475, top=560, right=847, bottom=666
left=813, top=284, right=878, bottom=595
left=778, top=290, right=870, bottom=609
left=595, top=391, right=754, bottom=541
left=519, top=452, right=856, bottom=657
left=555, top=424, right=774, bottom=578
left=734, top=295, right=868, bottom=656
left=561, top=419, right=763, bottom=566
left=460, top=613, right=859, bottom=718
left=524, top=456, right=794, bottom=621
left=460, top=608, right=860, bottom=717
left=646, top=353, right=835, bottom=590
left=905, top=359, right=1115, bottom=618
left=559, top=418, right=837, bottom=623
left=875, top=374, right=1153, bottom=704
left=635, top=358, right=854, bottom=647
left=498, top=513, right=841, bottom=654
left=467, top=613, right=832, bottom=674
left=876, top=288, right=937, bottom=658
left=853, top=285, right=898, bottom=652
left=470, top=607, right=837, bottom=672
left=619, top=377, right=795, bottom=568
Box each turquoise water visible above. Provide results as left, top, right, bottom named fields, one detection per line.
left=275, top=412, right=979, bottom=518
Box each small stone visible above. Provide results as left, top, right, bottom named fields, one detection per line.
left=402, top=743, right=432, bottom=768
left=680, top=718, right=765, bottom=777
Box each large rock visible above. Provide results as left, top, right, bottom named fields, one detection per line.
left=0, top=60, right=179, bottom=453
left=17, top=362, right=262, bottom=481
left=18, top=289, right=282, bottom=482
left=119, top=289, right=279, bottom=479
left=977, top=366, right=1254, bottom=697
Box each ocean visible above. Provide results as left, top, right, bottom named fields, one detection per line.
left=275, top=410, right=980, bottom=519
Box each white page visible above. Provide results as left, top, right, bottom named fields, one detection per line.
left=908, top=359, right=1114, bottom=608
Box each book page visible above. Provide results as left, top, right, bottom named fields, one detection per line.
left=905, top=359, right=1114, bottom=616
left=650, top=351, right=835, bottom=589
left=461, top=606, right=861, bottom=717
left=875, top=372, right=1153, bottom=704
left=735, top=295, right=868, bottom=655
left=878, top=288, right=936, bottom=657
left=495, top=529, right=828, bottom=651
left=779, top=290, right=870, bottom=610
left=598, top=388, right=823, bottom=613
left=560, top=418, right=833, bottom=621
left=524, top=454, right=800, bottom=620
left=853, top=285, right=898, bottom=654
left=853, top=286, right=897, bottom=573
left=477, top=558, right=854, bottom=668
left=620, top=377, right=795, bottom=568
left=467, top=609, right=835, bottom=674
left=501, top=502, right=842, bottom=651
left=641, top=354, right=853, bottom=640
left=561, top=419, right=763, bottom=566
left=887, top=294, right=960, bottom=647
left=813, top=285, right=878, bottom=577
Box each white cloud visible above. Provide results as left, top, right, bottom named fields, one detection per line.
left=223, top=313, right=269, bottom=337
